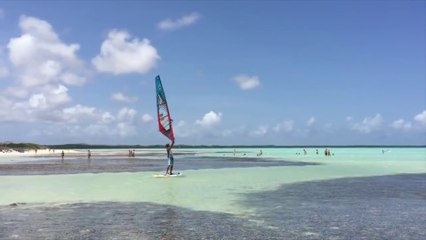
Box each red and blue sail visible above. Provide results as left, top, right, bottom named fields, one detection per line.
left=155, top=75, right=175, bottom=142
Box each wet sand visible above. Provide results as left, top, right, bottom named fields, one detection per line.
left=1, top=173, right=424, bottom=239
left=0, top=156, right=318, bottom=176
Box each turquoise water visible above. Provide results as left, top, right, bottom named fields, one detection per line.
left=0, top=147, right=425, bottom=216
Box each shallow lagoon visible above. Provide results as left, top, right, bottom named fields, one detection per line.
left=0, top=147, right=425, bottom=239
left=1, top=147, right=425, bottom=213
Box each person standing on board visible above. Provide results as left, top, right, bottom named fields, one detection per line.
left=165, top=140, right=175, bottom=175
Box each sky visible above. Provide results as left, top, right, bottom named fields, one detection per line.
left=0, top=1, right=425, bottom=145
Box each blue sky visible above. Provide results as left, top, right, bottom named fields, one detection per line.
left=0, top=1, right=425, bottom=145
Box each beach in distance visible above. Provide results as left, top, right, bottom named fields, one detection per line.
left=0, top=146, right=425, bottom=239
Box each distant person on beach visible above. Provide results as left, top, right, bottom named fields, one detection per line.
left=88, top=150, right=91, bottom=159
left=303, top=149, right=307, bottom=155
left=257, top=149, right=263, bottom=156
left=165, top=140, right=175, bottom=175
left=61, top=150, right=64, bottom=159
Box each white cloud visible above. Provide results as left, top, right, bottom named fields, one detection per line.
left=92, top=30, right=160, bottom=74
left=0, top=96, right=25, bottom=122
left=414, top=110, right=426, bottom=125
left=352, top=114, right=383, bottom=133
left=174, top=120, right=194, bottom=138
left=29, top=94, right=47, bottom=109
left=391, top=119, right=412, bottom=130
left=101, top=112, right=115, bottom=124
left=157, top=12, right=200, bottom=31
left=62, top=104, right=96, bottom=123
left=117, top=122, right=136, bottom=137
left=7, top=15, right=86, bottom=88
left=84, top=122, right=136, bottom=138
left=195, top=111, right=222, bottom=127
left=307, top=117, right=316, bottom=127
left=117, top=107, right=137, bottom=122
left=0, top=16, right=90, bottom=124
left=111, top=92, right=138, bottom=103
left=273, top=120, right=294, bottom=132
left=49, top=84, right=71, bottom=105
left=28, top=84, right=70, bottom=110
left=0, top=45, right=9, bottom=78
left=220, top=125, right=246, bottom=138
left=232, top=74, right=261, bottom=90
left=61, top=72, right=85, bottom=86
left=250, top=125, right=268, bottom=136
left=142, top=113, right=153, bottom=123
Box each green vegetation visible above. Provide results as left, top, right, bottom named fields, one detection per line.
left=47, top=144, right=146, bottom=149
left=0, top=142, right=47, bottom=152
left=1, top=142, right=424, bottom=151
left=48, top=144, right=425, bottom=149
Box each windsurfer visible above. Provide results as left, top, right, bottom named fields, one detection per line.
left=165, top=140, right=175, bottom=175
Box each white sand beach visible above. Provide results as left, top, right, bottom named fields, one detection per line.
left=0, top=148, right=79, bottom=157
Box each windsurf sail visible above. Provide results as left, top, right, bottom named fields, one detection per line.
left=155, top=75, right=175, bottom=142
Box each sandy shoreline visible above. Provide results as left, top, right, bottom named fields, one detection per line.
left=0, top=148, right=156, bottom=159
left=0, top=148, right=79, bottom=157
